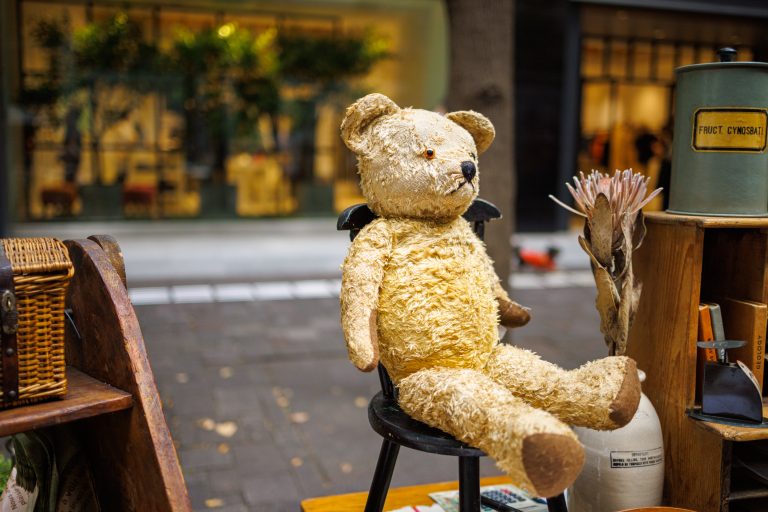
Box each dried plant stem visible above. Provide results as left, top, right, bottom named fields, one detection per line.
left=550, top=169, right=661, bottom=356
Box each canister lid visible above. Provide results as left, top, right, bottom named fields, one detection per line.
left=676, top=61, right=768, bottom=75
left=676, top=47, right=768, bottom=75
left=675, top=46, right=768, bottom=74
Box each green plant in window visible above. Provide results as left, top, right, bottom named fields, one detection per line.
left=276, top=29, right=389, bottom=183
left=24, top=12, right=161, bottom=190
left=70, top=12, right=161, bottom=185
left=277, top=30, right=389, bottom=86
left=166, top=23, right=280, bottom=182
left=19, top=17, right=72, bottom=217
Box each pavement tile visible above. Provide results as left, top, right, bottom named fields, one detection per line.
left=166, top=392, right=218, bottom=417
left=236, top=412, right=275, bottom=445
left=193, top=506, right=247, bottom=512
left=213, top=386, right=265, bottom=419
left=168, top=414, right=198, bottom=446
left=179, top=445, right=234, bottom=472
left=241, top=473, right=301, bottom=509
left=209, top=467, right=249, bottom=495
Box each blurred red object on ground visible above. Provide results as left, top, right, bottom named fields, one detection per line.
left=515, top=247, right=559, bottom=271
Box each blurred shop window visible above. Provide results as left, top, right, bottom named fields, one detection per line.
left=581, top=38, right=605, bottom=78
left=15, top=1, right=402, bottom=221
left=578, top=34, right=755, bottom=211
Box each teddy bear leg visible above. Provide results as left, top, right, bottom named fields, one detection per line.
left=397, top=367, right=584, bottom=497
left=484, top=344, right=640, bottom=430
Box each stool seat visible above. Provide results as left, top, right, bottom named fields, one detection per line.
left=368, top=391, right=485, bottom=457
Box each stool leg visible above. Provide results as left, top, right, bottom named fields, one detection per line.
left=547, top=493, right=568, bottom=512
left=364, top=439, right=400, bottom=512
left=458, top=456, right=480, bottom=512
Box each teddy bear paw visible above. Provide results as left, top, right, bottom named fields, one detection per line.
left=498, top=299, right=531, bottom=328
left=522, top=432, right=584, bottom=497
left=608, top=358, right=641, bottom=428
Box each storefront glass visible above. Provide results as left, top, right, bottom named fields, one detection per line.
left=8, top=0, right=447, bottom=221
left=578, top=5, right=759, bottom=211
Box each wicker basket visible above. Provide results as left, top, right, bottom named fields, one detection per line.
left=0, top=238, right=72, bottom=407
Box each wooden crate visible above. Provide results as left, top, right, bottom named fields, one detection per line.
left=626, top=212, right=768, bottom=512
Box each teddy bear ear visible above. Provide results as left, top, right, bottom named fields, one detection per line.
left=341, top=93, right=400, bottom=154
left=445, top=110, right=495, bottom=154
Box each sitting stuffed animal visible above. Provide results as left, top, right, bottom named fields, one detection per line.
left=339, top=93, right=641, bottom=497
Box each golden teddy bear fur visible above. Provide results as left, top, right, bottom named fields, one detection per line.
left=339, top=93, right=641, bottom=497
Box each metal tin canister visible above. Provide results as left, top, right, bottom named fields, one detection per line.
left=668, top=55, right=768, bottom=216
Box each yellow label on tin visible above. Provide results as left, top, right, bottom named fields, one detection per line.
left=693, top=108, right=768, bottom=152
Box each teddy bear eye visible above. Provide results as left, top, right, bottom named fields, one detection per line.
left=424, top=149, right=436, bottom=160
left=470, top=152, right=476, bottom=160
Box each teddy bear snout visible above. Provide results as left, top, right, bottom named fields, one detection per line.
left=461, top=161, right=476, bottom=182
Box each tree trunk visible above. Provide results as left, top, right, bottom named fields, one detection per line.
left=445, top=0, right=515, bottom=290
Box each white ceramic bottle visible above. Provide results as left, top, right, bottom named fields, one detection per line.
left=567, top=371, right=664, bottom=511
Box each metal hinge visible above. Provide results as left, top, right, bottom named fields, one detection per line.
left=1, top=291, right=18, bottom=335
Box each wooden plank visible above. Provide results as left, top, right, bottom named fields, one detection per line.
left=691, top=402, right=768, bottom=442
left=301, top=476, right=512, bottom=512
left=87, top=235, right=127, bottom=288
left=0, top=367, right=131, bottom=437
left=65, top=239, right=191, bottom=511
left=728, top=488, right=768, bottom=501
left=627, top=218, right=727, bottom=511
left=646, top=211, right=768, bottom=229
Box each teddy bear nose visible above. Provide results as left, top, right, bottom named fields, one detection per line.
left=461, top=161, right=476, bottom=182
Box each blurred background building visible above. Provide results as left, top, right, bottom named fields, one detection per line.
left=1, top=0, right=768, bottom=233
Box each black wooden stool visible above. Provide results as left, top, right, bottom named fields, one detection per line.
left=338, top=200, right=568, bottom=512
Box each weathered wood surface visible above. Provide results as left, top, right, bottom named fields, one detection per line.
left=301, top=475, right=511, bottom=512
left=628, top=213, right=768, bottom=511
left=65, top=238, right=191, bottom=511
left=692, top=401, right=768, bottom=442
left=0, top=367, right=131, bottom=437
left=647, top=211, right=768, bottom=228
left=627, top=217, right=729, bottom=511
left=87, top=234, right=127, bottom=288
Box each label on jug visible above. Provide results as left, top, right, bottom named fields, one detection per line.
left=692, top=108, right=768, bottom=152
left=609, top=447, right=663, bottom=468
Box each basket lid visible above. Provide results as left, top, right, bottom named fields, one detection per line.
left=0, top=238, right=72, bottom=275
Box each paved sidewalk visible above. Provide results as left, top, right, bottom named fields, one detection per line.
left=16, top=218, right=601, bottom=511
left=137, top=285, right=606, bottom=512
left=15, top=219, right=590, bottom=285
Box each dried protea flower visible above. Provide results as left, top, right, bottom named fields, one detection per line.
left=549, top=169, right=662, bottom=356
left=550, top=169, right=662, bottom=253
left=550, top=169, right=661, bottom=231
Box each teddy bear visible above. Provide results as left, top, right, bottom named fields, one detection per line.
left=339, top=93, right=641, bottom=497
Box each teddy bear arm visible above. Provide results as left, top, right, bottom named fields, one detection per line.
left=340, top=222, right=393, bottom=372
left=477, top=243, right=532, bottom=328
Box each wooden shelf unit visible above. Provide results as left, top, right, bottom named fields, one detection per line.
left=626, top=211, right=768, bottom=512
left=0, top=236, right=190, bottom=510
left=0, top=367, right=132, bottom=437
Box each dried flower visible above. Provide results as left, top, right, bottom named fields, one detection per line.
left=549, top=169, right=661, bottom=356
left=549, top=169, right=661, bottom=242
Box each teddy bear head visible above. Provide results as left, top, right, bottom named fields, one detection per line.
left=341, top=93, right=495, bottom=221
